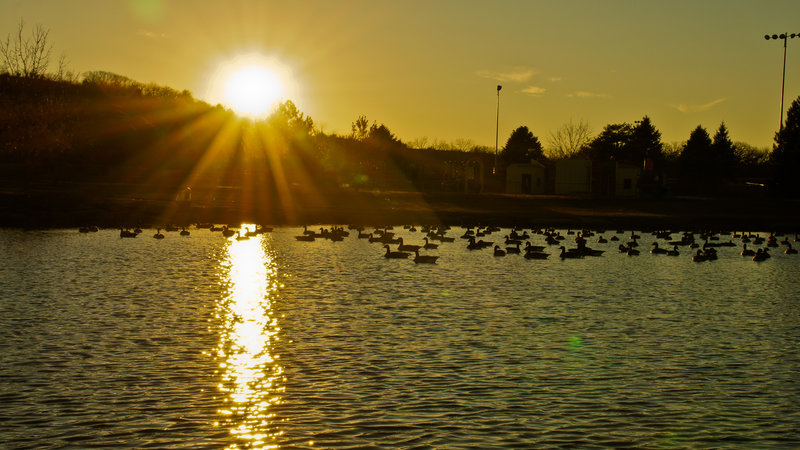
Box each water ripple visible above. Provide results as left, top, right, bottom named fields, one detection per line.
left=1, top=227, right=799, bottom=448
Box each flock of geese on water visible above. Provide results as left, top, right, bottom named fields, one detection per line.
left=81, top=223, right=798, bottom=264
left=292, top=224, right=799, bottom=264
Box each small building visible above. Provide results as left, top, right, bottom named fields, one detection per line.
left=505, top=160, right=546, bottom=194
left=554, top=159, right=592, bottom=195
left=615, top=163, right=641, bottom=197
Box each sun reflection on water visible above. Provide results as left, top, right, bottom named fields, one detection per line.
left=215, top=231, right=283, bottom=449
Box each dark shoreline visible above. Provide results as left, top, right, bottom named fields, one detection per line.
left=2, top=188, right=799, bottom=232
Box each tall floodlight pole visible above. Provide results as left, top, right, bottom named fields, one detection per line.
left=494, top=85, right=502, bottom=175
left=765, top=32, right=799, bottom=132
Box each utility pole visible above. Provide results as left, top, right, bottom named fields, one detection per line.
left=494, top=85, right=502, bottom=175
left=765, top=32, right=799, bottom=132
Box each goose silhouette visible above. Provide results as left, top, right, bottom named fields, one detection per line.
left=397, top=237, right=422, bottom=252
left=384, top=245, right=410, bottom=259
left=413, top=249, right=439, bottom=264
left=423, top=237, right=439, bottom=249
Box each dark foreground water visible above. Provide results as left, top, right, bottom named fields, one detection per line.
left=1, top=226, right=799, bottom=448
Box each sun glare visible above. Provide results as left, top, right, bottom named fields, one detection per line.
left=225, top=66, right=282, bottom=117
left=207, top=53, right=299, bottom=119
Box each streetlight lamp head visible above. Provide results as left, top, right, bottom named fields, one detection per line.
left=792, top=33, right=798, bottom=38
left=766, top=35, right=771, bottom=40
left=781, top=34, right=787, bottom=39
left=773, top=34, right=779, bottom=39
left=497, top=85, right=502, bottom=91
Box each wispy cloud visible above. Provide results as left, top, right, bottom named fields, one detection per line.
left=568, top=91, right=610, bottom=99
left=521, top=86, right=546, bottom=96
left=548, top=77, right=563, bottom=82
left=673, top=98, right=727, bottom=113
left=137, top=29, right=168, bottom=39
left=476, top=68, right=537, bottom=83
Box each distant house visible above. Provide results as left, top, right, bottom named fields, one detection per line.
left=554, top=159, right=592, bottom=195
left=615, top=163, right=641, bottom=197
left=505, top=160, right=545, bottom=194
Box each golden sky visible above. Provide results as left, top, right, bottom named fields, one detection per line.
left=3, top=0, right=800, bottom=149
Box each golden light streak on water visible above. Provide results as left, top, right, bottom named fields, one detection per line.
left=215, top=230, right=283, bottom=449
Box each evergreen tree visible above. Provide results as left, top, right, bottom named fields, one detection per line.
left=630, top=116, right=665, bottom=195
left=584, top=123, right=633, bottom=162
left=629, top=116, right=663, bottom=164
left=500, top=126, right=544, bottom=165
left=772, top=96, right=800, bottom=195
left=679, top=125, right=713, bottom=192
left=711, top=122, right=737, bottom=180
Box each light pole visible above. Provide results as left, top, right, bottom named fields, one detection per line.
left=765, top=32, right=799, bottom=132
left=494, top=85, right=502, bottom=175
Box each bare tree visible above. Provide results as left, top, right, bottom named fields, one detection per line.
left=546, top=119, right=592, bottom=159
left=0, top=20, right=53, bottom=78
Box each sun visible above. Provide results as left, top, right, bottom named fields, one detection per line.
left=225, top=65, right=282, bottom=117
left=207, top=53, right=298, bottom=118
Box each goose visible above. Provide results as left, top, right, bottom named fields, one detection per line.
left=741, top=244, right=755, bottom=257
left=692, top=249, right=707, bottom=262
left=153, top=229, right=165, bottom=239
left=666, top=245, right=680, bottom=256
left=295, top=234, right=315, bottom=242
left=504, top=235, right=522, bottom=246
left=524, top=242, right=545, bottom=252
left=397, top=237, right=422, bottom=252
left=120, top=229, right=137, bottom=238
left=626, top=247, right=640, bottom=256
left=785, top=244, right=798, bottom=255
left=505, top=242, right=521, bottom=254
left=423, top=238, right=439, bottom=250
left=466, top=236, right=492, bottom=250
left=650, top=242, right=668, bottom=255
left=510, top=230, right=530, bottom=240
left=413, top=249, right=439, bottom=264
left=222, top=226, right=235, bottom=237
left=597, top=236, right=608, bottom=243
left=384, top=245, right=410, bottom=259
left=524, top=250, right=549, bottom=259
left=493, top=245, right=506, bottom=257
left=545, top=235, right=560, bottom=245
left=236, top=231, right=249, bottom=241
left=180, top=227, right=190, bottom=236
left=753, top=248, right=770, bottom=262
left=558, top=246, right=582, bottom=259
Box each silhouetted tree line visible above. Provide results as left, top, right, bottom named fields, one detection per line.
left=1, top=71, right=798, bottom=198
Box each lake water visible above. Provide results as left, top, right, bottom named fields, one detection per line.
left=1, top=226, right=799, bottom=448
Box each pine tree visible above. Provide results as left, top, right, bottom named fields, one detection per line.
left=500, top=126, right=545, bottom=165
left=711, top=122, right=737, bottom=180
left=629, top=116, right=663, bottom=165
left=772, top=96, right=800, bottom=195
left=679, top=125, right=713, bottom=192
